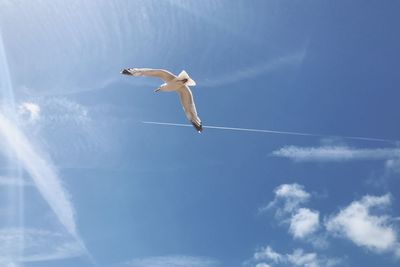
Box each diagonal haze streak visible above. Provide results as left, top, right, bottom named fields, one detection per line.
left=0, top=30, right=88, bottom=262
left=142, top=121, right=397, bottom=144
left=0, top=113, right=78, bottom=238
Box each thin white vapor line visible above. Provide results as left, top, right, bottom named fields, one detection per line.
left=142, top=121, right=397, bottom=144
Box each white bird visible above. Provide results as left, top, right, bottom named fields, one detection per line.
left=121, top=68, right=202, bottom=132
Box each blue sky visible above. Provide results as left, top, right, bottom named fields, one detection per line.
left=0, top=1, right=399, bottom=267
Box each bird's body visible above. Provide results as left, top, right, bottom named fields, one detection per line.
left=121, top=68, right=202, bottom=132
left=158, top=79, right=186, bottom=92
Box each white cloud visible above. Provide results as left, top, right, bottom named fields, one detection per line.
left=262, top=184, right=326, bottom=247
left=287, top=249, right=319, bottom=267
left=16, top=98, right=91, bottom=130
left=202, top=51, right=305, bottom=88
left=325, top=194, right=400, bottom=255
left=254, top=186, right=400, bottom=265
left=255, top=263, right=271, bottom=267
left=22, top=97, right=112, bottom=157
left=290, top=208, right=320, bottom=239
left=18, top=98, right=90, bottom=127
left=287, top=249, right=340, bottom=267
left=385, top=159, right=400, bottom=174
left=18, top=102, right=41, bottom=122
left=0, top=113, right=78, bottom=238
left=275, top=184, right=310, bottom=200
left=272, top=146, right=400, bottom=162
left=40, top=97, right=90, bottom=125
left=265, top=183, right=310, bottom=214
left=254, top=246, right=283, bottom=263
left=252, top=246, right=339, bottom=267
left=124, top=255, right=220, bottom=267
left=0, top=228, right=84, bottom=263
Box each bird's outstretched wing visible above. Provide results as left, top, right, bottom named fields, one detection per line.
left=121, top=68, right=176, bottom=82
left=177, top=86, right=202, bottom=132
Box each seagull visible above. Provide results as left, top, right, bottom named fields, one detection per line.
left=121, top=68, right=202, bottom=132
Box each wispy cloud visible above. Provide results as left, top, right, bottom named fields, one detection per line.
left=385, top=159, right=400, bottom=174
left=15, top=97, right=109, bottom=169
left=0, top=228, right=83, bottom=264
left=201, top=51, right=305, bottom=88
left=18, top=102, right=41, bottom=123
left=0, top=176, right=31, bottom=187
left=273, top=145, right=400, bottom=177
left=325, top=194, right=400, bottom=256
left=123, top=255, right=220, bottom=267
left=251, top=246, right=340, bottom=267
left=18, top=97, right=90, bottom=126
left=254, top=246, right=283, bottom=263
left=0, top=113, right=78, bottom=238
left=272, top=146, right=400, bottom=162
left=0, top=27, right=86, bottom=264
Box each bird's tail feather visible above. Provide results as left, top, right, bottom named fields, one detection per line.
left=178, top=70, right=196, bottom=86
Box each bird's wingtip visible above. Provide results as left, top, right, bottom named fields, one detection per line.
left=121, top=69, right=131, bottom=75
left=192, top=122, right=203, bottom=133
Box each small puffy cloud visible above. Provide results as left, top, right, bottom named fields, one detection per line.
left=272, top=146, right=400, bottom=162
left=124, top=255, right=220, bottom=267
left=266, top=183, right=311, bottom=214
left=290, top=208, right=320, bottom=239
left=275, top=184, right=310, bottom=201
left=255, top=263, right=271, bottom=267
left=325, top=194, right=400, bottom=255
left=262, top=184, right=326, bottom=247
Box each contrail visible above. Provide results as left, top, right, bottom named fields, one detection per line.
left=142, top=121, right=397, bottom=144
